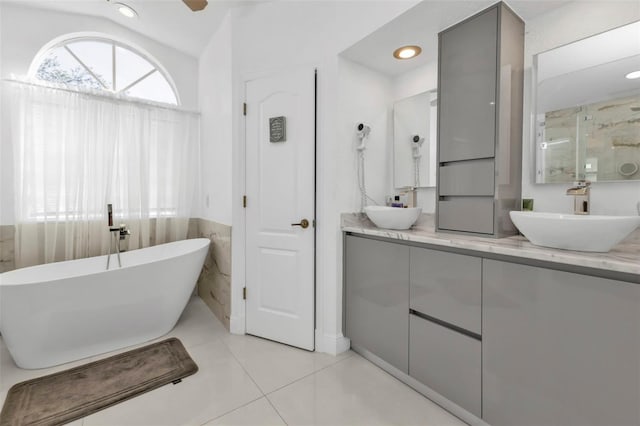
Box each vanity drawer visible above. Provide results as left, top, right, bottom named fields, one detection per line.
left=438, top=198, right=494, bottom=234
left=410, top=247, right=481, bottom=334
left=439, top=159, right=494, bottom=196
left=409, top=314, right=481, bottom=417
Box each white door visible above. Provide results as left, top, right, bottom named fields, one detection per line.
left=245, top=67, right=315, bottom=350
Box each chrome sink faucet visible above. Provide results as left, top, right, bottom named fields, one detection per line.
left=566, top=180, right=590, bottom=215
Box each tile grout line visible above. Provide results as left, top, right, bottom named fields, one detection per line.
left=195, top=338, right=278, bottom=425
left=218, top=337, right=269, bottom=396
left=264, top=350, right=356, bottom=397
left=197, top=395, right=265, bottom=426
left=264, top=393, right=289, bottom=426
left=261, top=353, right=358, bottom=425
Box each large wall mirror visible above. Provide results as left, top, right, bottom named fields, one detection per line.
left=393, top=89, right=437, bottom=188
left=534, top=21, right=640, bottom=183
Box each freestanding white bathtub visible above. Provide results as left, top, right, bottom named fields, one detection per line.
left=0, top=238, right=210, bottom=369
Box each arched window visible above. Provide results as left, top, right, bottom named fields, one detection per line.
left=30, top=36, right=179, bottom=105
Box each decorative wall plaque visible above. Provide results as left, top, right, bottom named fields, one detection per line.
left=269, top=116, right=286, bottom=143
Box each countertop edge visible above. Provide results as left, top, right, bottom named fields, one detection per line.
left=342, top=225, right=640, bottom=278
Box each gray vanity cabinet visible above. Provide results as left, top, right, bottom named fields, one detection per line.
left=436, top=1, right=523, bottom=237
left=409, top=247, right=481, bottom=334
left=344, top=234, right=409, bottom=373
left=483, top=259, right=640, bottom=426
left=408, top=246, right=482, bottom=417
left=409, top=316, right=482, bottom=417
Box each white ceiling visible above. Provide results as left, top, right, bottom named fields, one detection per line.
left=537, top=54, right=640, bottom=113
left=0, top=0, right=258, bottom=57
left=340, top=0, right=570, bottom=77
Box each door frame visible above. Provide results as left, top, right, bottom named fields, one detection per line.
left=231, top=65, right=318, bottom=343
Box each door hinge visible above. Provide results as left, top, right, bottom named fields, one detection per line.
left=243, top=287, right=247, bottom=300
left=243, top=102, right=247, bottom=116
left=243, top=195, right=247, bottom=208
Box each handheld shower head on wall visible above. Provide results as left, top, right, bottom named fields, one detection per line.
left=356, top=123, right=371, bottom=151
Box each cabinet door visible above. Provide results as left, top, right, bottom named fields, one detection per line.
left=438, top=198, right=494, bottom=235
left=439, top=7, right=497, bottom=162
left=438, top=159, right=495, bottom=196
left=483, top=259, right=640, bottom=426
left=345, top=235, right=409, bottom=373
left=410, top=247, right=481, bottom=334
left=409, top=315, right=481, bottom=417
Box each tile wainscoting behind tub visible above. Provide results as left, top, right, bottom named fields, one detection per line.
left=189, top=219, right=232, bottom=330
left=0, top=225, right=15, bottom=273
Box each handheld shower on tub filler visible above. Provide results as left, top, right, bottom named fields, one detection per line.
left=106, top=204, right=131, bottom=269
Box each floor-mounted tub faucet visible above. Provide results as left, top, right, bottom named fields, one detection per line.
left=106, top=204, right=131, bottom=269
left=566, top=180, right=590, bottom=215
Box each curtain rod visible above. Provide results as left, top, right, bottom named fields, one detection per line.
left=3, top=78, right=201, bottom=116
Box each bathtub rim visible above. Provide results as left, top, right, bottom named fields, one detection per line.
left=0, top=237, right=210, bottom=286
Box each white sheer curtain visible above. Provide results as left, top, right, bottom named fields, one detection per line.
left=7, top=81, right=199, bottom=267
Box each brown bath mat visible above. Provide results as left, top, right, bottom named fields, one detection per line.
left=0, top=337, right=197, bottom=426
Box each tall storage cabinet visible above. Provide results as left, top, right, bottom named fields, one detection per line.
left=436, top=2, right=524, bottom=237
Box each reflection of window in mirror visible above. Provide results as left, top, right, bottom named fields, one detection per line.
left=535, top=21, right=640, bottom=184
left=393, top=89, right=437, bottom=188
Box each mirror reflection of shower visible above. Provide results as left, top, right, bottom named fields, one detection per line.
left=411, top=134, right=425, bottom=187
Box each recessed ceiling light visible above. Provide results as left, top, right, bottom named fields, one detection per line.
left=115, top=3, right=138, bottom=19
left=625, top=70, right=640, bottom=79
left=393, top=45, right=422, bottom=60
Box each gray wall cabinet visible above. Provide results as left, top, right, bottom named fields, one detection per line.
left=345, top=234, right=409, bottom=373
left=344, top=232, right=640, bottom=425
left=436, top=2, right=523, bottom=237
left=483, top=259, right=640, bottom=426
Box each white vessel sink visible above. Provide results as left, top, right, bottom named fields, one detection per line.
left=510, top=211, right=640, bottom=252
left=365, top=206, right=422, bottom=230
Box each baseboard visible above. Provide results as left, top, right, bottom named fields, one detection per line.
left=315, top=330, right=350, bottom=355
left=229, top=315, right=245, bottom=335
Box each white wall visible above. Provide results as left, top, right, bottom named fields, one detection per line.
left=0, top=5, right=198, bottom=108
left=392, top=61, right=438, bottom=212
left=223, top=0, right=420, bottom=351
left=0, top=4, right=199, bottom=225
left=200, top=0, right=640, bottom=354
left=337, top=57, right=393, bottom=212
left=0, top=5, right=4, bottom=227
left=198, top=11, right=233, bottom=225
left=336, top=58, right=440, bottom=214
left=521, top=1, right=640, bottom=215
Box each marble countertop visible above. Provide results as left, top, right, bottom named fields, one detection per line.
left=341, top=213, right=640, bottom=277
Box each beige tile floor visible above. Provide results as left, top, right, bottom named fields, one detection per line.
left=0, top=297, right=467, bottom=426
